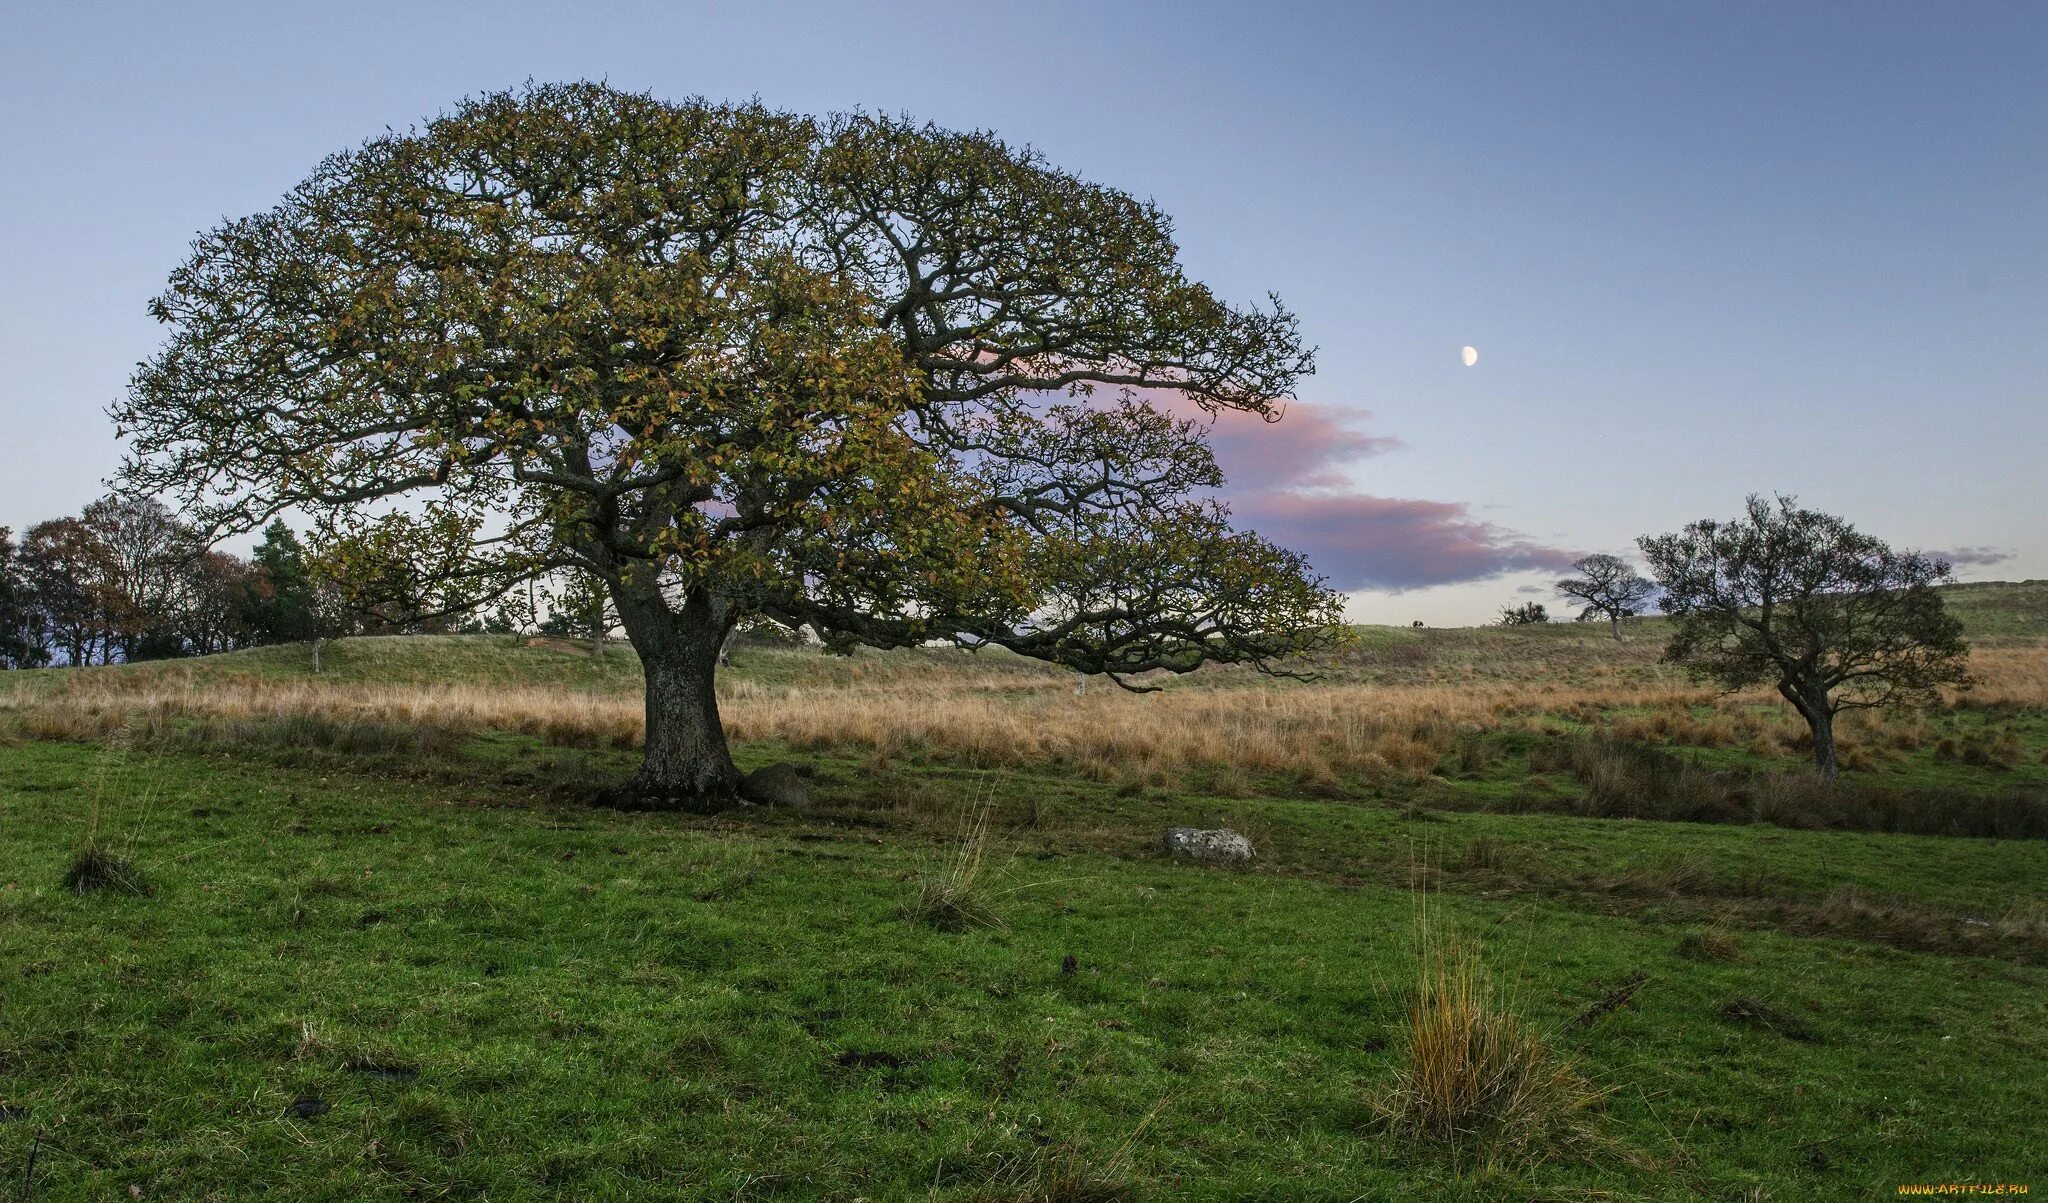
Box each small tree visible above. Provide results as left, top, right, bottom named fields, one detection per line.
left=18, top=518, right=120, bottom=666
left=543, top=569, right=615, bottom=659
left=246, top=520, right=318, bottom=646
left=79, top=495, right=200, bottom=661
left=1639, top=494, right=1968, bottom=779
left=1554, top=554, right=1657, bottom=641
left=300, top=511, right=487, bottom=672
left=176, top=549, right=256, bottom=656
left=1498, top=601, right=1549, bottom=626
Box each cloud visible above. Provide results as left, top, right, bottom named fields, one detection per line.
left=1516, top=584, right=1547, bottom=595
left=1227, top=490, right=1582, bottom=591
left=1150, top=394, right=1580, bottom=592
left=1195, top=398, right=1401, bottom=493
left=1932, top=545, right=2013, bottom=568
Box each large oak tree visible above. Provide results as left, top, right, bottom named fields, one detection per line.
left=117, top=83, right=1344, bottom=807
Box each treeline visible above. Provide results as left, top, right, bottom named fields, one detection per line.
left=0, top=497, right=543, bottom=669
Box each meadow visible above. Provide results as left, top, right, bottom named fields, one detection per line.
left=2, top=583, right=2045, bottom=1199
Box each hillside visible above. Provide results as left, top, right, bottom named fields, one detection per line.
left=1930, top=578, right=2048, bottom=641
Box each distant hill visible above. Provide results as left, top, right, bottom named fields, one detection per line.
left=1932, top=580, right=2048, bottom=641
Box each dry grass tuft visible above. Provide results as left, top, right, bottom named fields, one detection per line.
left=974, top=1138, right=1143, bottom=1203
left=63, top=841, right=152, bottom=897
left=1452, top=834, right=1511, bottom=873
left=905, top=799, right=1005, bottom=931
left=1377, top=925, right=1604, bottom=1168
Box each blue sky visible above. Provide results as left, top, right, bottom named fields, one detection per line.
left=2, top=1, right=2041, bottom=623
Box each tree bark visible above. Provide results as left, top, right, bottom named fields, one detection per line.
left=1609, top=613, right=1622, bottom=642
left=607, top=587, right=741, bottom=809
left=1808, top=706, right=1839, bottom=780
left=1782, top=681, right=1839, bottom=780
left=309, top=636, right=324, bottom=674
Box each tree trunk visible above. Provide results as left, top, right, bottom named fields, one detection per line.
left=309, top=636, right=324, bottom=674
left=608, top=588, right=740, bottom=809
left=1609, top=613, right=1622, bottom=642
left=1808, top=706, right=1839, bottom=780
left=1781, top=682, right=1839, bottom=780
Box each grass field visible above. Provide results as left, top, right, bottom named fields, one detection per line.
left=2, top=585, right=2045, bottom=1199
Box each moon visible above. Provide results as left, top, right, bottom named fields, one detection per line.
left=1461, top=345, right=1479, bottom=367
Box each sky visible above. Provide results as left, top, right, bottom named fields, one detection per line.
left=2, top=1, right=2042, bottom=625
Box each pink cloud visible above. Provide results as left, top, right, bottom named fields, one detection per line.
left=1229, top=490, right=1582, bottom=592
left=1139, top=392, right=1580, bottom=592
left=1056, top=388, right=1579, bottom=592
left=1194, top=399, right=1401, bottom=493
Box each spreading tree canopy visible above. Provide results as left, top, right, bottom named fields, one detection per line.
left=1554, top=553, right=1657, bottom=640
left=1638, top=494, right=1968, bottom=779
left=116, top=82, right=1344, bottom=806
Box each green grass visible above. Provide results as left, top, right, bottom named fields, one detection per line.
left=3, top=583, right=2045, bottom=1196
left=1935, top=579, right=2048, bottom=643
left=3, top=737, right=2046, bottom=1200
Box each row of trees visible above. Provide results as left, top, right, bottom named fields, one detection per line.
left=1496, top=554, right=1659, bottom=631
left=0, top=498, right=620, bottom=669
left=0, top=497, right=280, bottom=667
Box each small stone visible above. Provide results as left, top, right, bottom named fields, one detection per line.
left=288, top=1097, right=331, bottom=1119
left=739, top=763, right=810, bottom=807
left=1163, top=826, right=1255, bottom=864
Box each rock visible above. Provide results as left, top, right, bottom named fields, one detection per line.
left=739, top=763, right=810, bottom=807
left=1163, top=826, right=1254, bottom=864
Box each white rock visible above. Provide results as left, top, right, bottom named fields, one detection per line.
left=1163, top=826, right=1255, bottom=864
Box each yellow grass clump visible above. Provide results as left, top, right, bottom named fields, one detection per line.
left=1376, top=923, right=1604, bottom=1168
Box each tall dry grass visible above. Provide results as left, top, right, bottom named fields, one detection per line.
left=4, top=646, right=2042, bottom=792
left=1375, top=907, right=1605, bottom=1169
left=904, top=797, right=1005, bottom=931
